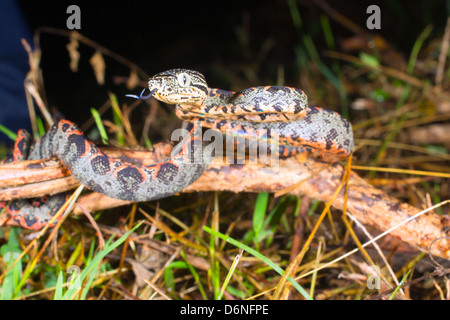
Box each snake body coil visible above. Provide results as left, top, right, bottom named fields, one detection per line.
left=1, top=69, right=353, bottom=230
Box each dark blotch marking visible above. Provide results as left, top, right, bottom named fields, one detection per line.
left=26, top=162, right=46, bottom=169
left=204, top=105, right=213, bottom=113
left=342, top=116, right=351, bottom=130
left=66, top=133, right=87, bottom=158
left=192, top=83, right=208, bottom=94
left=8, top=201, right=21, bottom=213
left=302, top=114, right=314, bottom=124
left=86, top=180, right=105, bottom=194
left=266, top=86, right=289, bottom=94
left=16, top=136, right=28, bottom=155
left=325, top=129, right=338, bottom=150
left=344, top=139, right=351, bottom=147
left=307, top=106, right=320, bottom=114
left=48, top=194, right=68, bottom=216
left=325, top=138, right=332, bottom=151
left=155, top=162, right=180, bottom=184
left=91, top=155, right=111, bottom=175
left=387, top=200, right=401, bottom=212
left=272, top=104, right=283, bottom=112
left=61, top=122, right=71, bottom=132
left=215, top=120, right=228, bottom=130
left=360, top=193, right=383, bottom=207
left=294, top=104, right=303, bottom=114
left=24, top=214, right=38, bottom=229
left=215, top=88, right=232, bottom=96
left=89, top=143, right=99, bottom=154
left=116, top=167, right=144, bottom=190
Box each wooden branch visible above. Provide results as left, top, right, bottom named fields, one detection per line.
left=1, top=143, right=449, bottom=259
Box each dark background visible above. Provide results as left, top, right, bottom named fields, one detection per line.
left=2, top=0, right=449, bottom=141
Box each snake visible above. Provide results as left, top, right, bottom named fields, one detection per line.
left=0, top=69, right=354, bottom=230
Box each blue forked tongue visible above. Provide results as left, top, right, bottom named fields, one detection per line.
left=126, top=88, right=157, bottom=100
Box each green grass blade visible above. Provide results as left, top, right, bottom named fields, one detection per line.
left=90, top=108, right=108, bottom=144
left=180, top=250, right=207, bottom=300
left=108, top=92, right=125, bottom=145
left=163, top=264, right=178, bottom=292
left=36, top=117, right=45, bottom=138
left=0, top=124, right=17, bottom=141
left=389, top=269, right=412, bottom=300
left=218, top=249, right=243, bottom=300
left=252, top=192, right=269, bottom=242
left=0, top=227, right=23, bottom=299
left=407, top=25, right=433, bottom=75
left=54, top=271, right=65, bottom=300
left=203, top=226, right=312, bottom=300
left=286, top=0, right=302, bottom=33
left=320, top=14, right=336, bottom=51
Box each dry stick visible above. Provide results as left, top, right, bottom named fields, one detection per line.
left=435, top=17, right=450, bottom=88
left=21, top=39, right=42, bottom=135
left=21, top=39, right=54, bottom=130
left=1, top=146, right=449, bottom=260
left=352, top=165, right=450, bottom=178
left=143, top=279, right=171, bottom=300
left=76, top=203, right=105, bottom=249
left=24, top=78, right=53, bottom=127
left=312, top=0, right=368, bottom=35
left=346, top=212, right=402, bottom=295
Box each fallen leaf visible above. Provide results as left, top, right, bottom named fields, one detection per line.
left=66, top=32, right=80, bottom=72
left=90, top=51, right=105, bottom=85
left=126, top=69, right=140, bottom=90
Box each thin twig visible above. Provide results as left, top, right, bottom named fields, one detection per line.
left=33, top=27, right=149, bottom=80
left=76, top=203, right=105, bottom=249
left=296, top=200, right=450, bottom=281
left=435, top=17, right=450, bottom=88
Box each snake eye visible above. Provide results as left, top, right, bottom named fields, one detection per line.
left=177, top=73, right=190, bottom=87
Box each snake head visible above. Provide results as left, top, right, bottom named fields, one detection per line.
left=147, top=69, right=209, bottom=107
